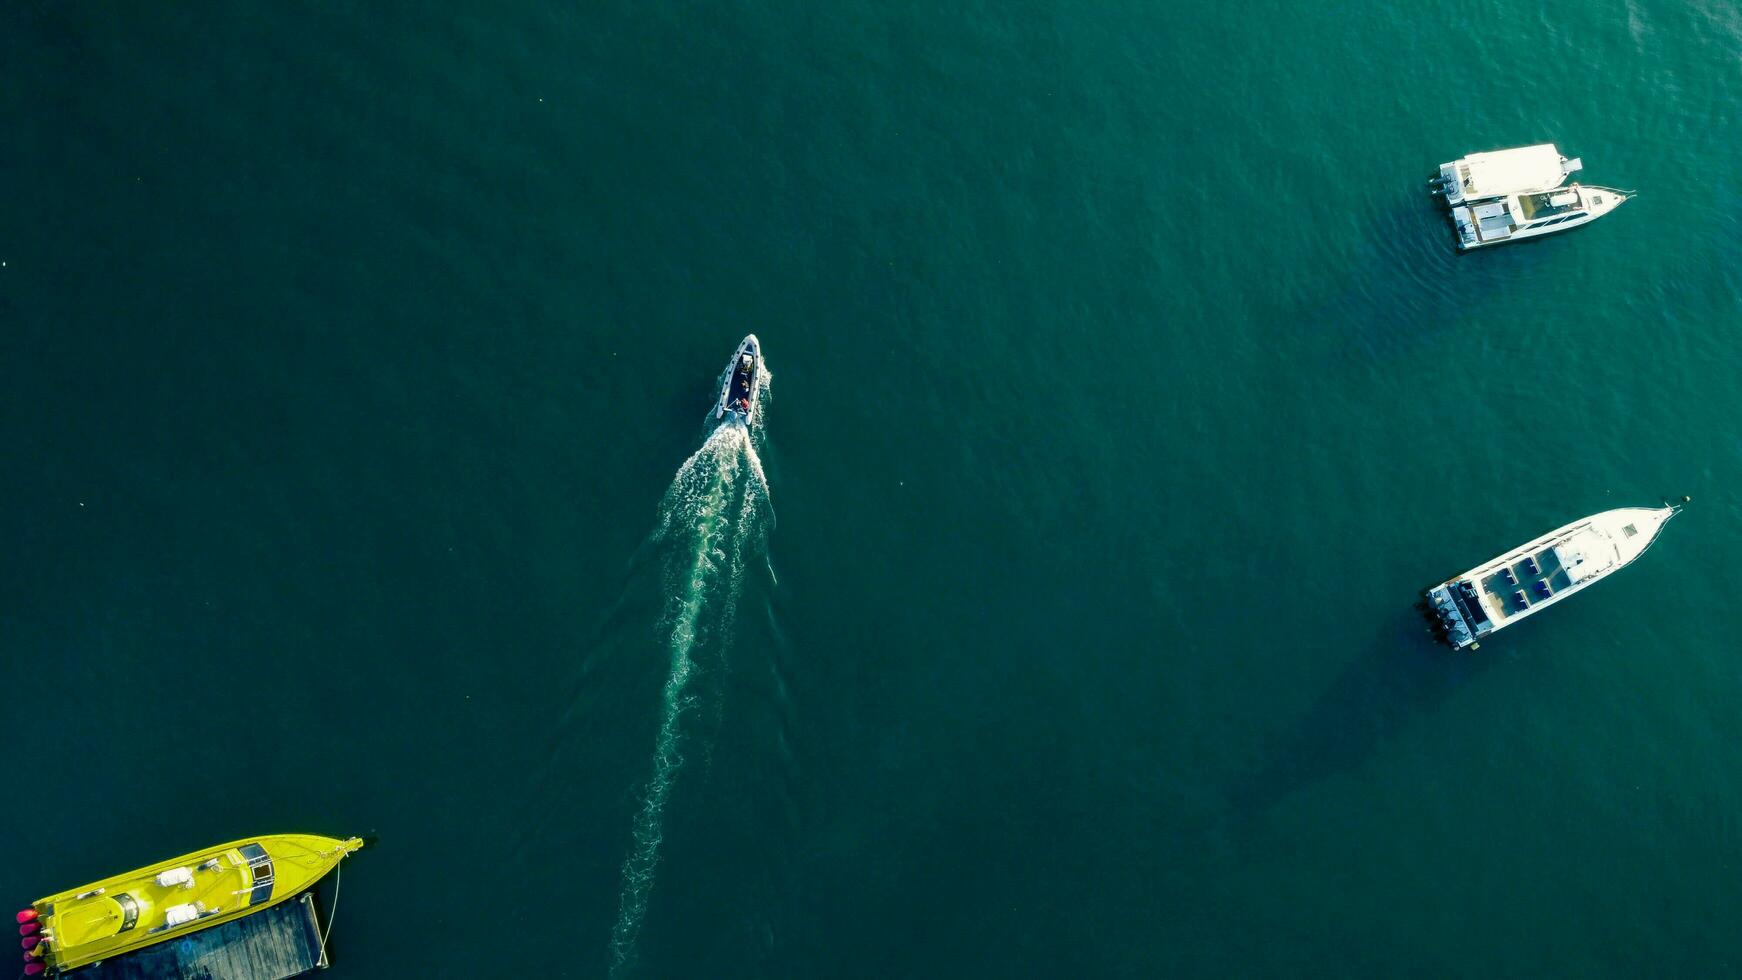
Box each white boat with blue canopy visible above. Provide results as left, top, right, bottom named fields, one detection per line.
left=1426, top=502, right=1683, bottom=650
left=1430, top=144, right=1631, bottom=250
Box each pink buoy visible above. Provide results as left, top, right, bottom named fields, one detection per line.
left=18, top=922, right=39, bottom=936
left=21, top=936, right=42, bottom=950
left=24, top=961, right=45, bottom=975
left=13, top=910, right=35, bottom=925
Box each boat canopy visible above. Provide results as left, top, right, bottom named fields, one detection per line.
left=1457, top=144, right=1570, bottom=199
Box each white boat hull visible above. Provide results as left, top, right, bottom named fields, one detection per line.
left=1426, top=505, right=1680, bottom=650
left=1449, top=183, right=1629, bottom=250
left=1430, top=145, right=1628, bottom=250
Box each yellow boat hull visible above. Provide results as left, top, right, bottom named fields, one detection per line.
left=23, top=833, right=361, bottom=973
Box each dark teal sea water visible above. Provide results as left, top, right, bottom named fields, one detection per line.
left=7, top=2, right=1742, bottom=976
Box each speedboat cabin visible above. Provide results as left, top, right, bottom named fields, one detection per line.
left=1448, top=182, right=1628, bottom=250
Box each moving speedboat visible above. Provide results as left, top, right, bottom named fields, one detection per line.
left=1424, top=502, right=1683, bottom=650
left=1429, top=144, right=1631, bottom=250
left=715, top=334, right=762, bottom=421
left=16, top=834, right=362, bottom=975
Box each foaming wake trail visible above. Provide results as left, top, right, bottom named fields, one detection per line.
left=609, top=420, right=770, bottom=976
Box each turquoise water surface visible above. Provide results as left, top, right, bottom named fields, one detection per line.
left=6, top=1, right=1742, bottom=976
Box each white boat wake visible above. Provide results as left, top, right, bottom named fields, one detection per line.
left=609, top=415, right=770, bottom=976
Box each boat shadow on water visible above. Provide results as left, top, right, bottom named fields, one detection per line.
left=1223, top=606, right=1497, bottom=822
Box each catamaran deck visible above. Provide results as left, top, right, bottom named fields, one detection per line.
left=1439, top=144, right=1575, bottom=203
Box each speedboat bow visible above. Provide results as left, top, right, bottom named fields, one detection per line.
left=716, top=335, right=762, bottom=421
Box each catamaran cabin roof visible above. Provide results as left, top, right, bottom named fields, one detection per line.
left=1456, top=144, right=1567, bottom=199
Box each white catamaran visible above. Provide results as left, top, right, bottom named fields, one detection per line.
left=1426, top=502, right=1683, bottom=650
left=1430, top=144, right=1630, bottom=250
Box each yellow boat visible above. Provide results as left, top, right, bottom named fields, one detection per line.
left=18, top=833, right=362, bottom=974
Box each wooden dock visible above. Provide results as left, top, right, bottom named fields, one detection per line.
left=78, top=892, right=327, bottom=980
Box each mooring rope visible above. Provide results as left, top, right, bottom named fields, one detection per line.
left=319, top=861, right=342, bottom=953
